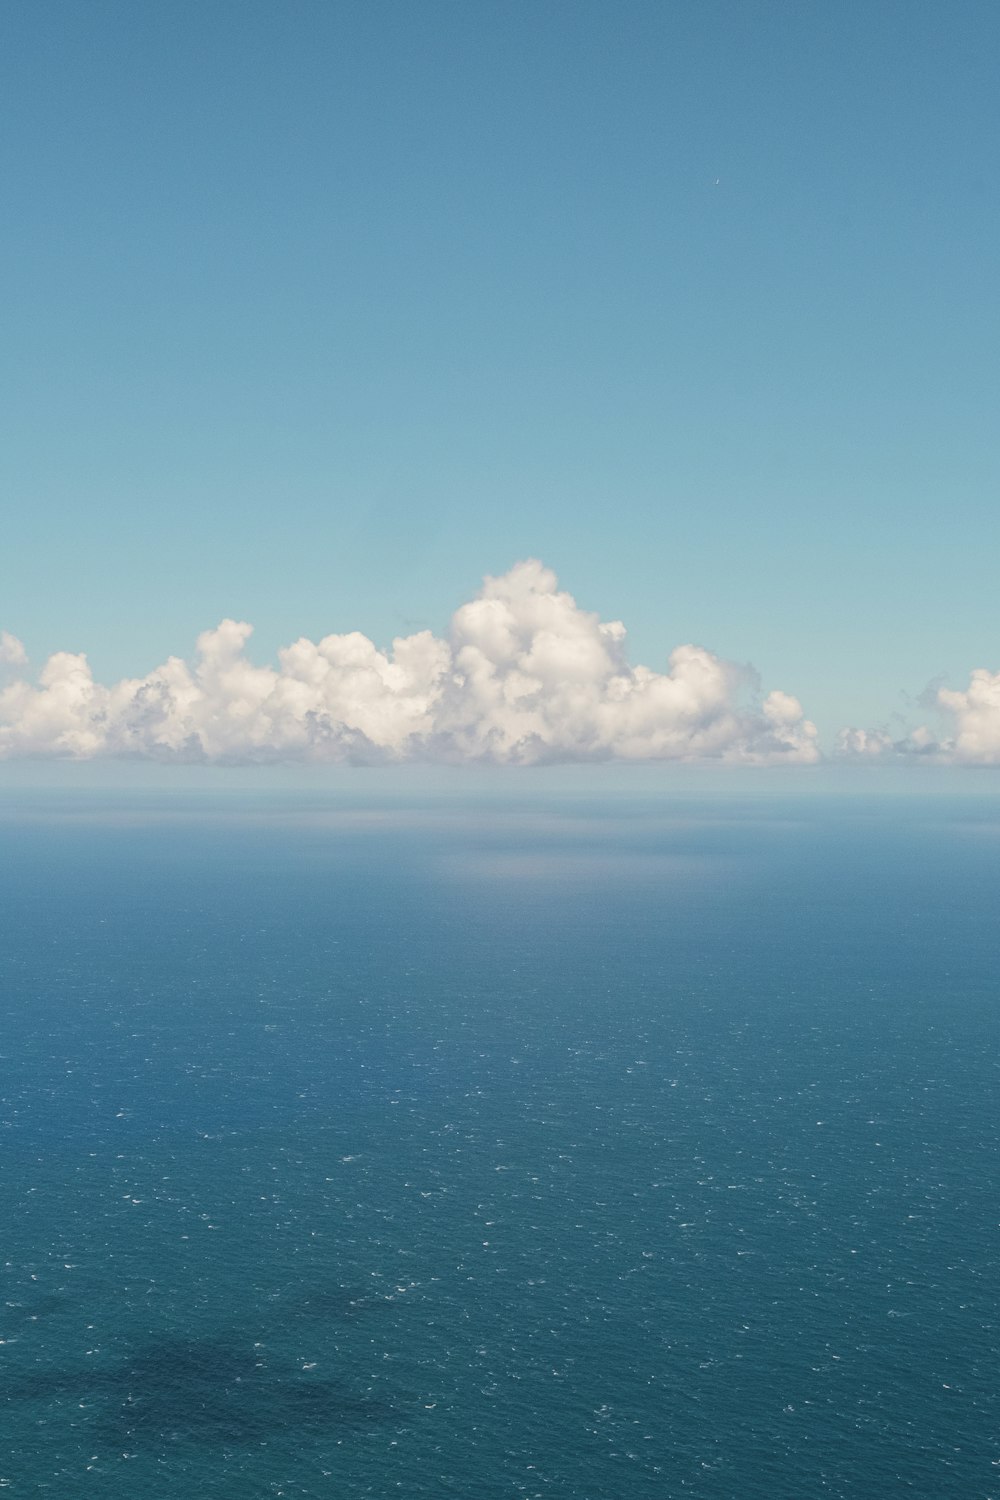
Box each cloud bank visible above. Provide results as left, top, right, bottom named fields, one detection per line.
left=0, top=562, right=818, bottom=766
left=840, top=670, right=1000, bottom=766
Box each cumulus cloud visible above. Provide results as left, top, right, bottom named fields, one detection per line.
left=0, top=561, right=819, bottom=766
left=936, top=671, right=1000, bottom=763
left=840, top=667, right=1000, bottom=766
left=836, top=725, right=938, bottom=760
left=0, top=632, right=27, bottom=668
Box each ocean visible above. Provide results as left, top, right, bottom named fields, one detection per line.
left=0, top=793, right=997, bottom=1497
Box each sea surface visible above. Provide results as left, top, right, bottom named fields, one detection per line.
left=0, top=792, right=998, bottom=1498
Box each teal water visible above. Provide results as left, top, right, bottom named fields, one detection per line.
left=1, top=797, right=998, bottom=1497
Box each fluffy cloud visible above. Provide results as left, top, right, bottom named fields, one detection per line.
left=0, top=562, right=819, bottom=765
left=836, top=726, right=938, bottom=760
left=840, top=667, right=1000, bottom=765
left=0, top=631, right=27, bottom=668
left=936, top=671, right=1000, bottom=763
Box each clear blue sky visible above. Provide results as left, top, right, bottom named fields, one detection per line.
left=2, top=0, right=998, bottom=742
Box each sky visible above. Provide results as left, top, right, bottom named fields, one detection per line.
left=2, top=1, right=999, bottom=775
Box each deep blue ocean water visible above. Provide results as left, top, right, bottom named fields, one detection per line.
left=0, top=793, right=998, bottom=1498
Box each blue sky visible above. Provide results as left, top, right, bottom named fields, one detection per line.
left=2, top=0, right=998, bottom=759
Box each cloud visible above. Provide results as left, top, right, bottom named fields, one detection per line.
left=935, top=670, right=1000, bottom=763
left=0, top=561, right=819, bottom=766
left=836, top=725, right=938, bottom=760
left=0, top=632, right=27, bottom=668
left=840, top=667, right=1000, bottom=766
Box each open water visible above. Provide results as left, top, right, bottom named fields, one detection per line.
left=0, top=793, right=997, bottom=1498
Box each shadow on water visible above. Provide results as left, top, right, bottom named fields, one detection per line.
left=4, top=1331, right=396, bottom=1447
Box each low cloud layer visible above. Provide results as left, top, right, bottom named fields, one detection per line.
left=840, top=669, right=1000, bottom=766
left=0, top=562, right=819, bottom=766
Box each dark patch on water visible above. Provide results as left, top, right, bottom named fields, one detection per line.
left=4, top=1332, right=395, bottom=1447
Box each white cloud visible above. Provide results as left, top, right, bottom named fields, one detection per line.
left=937, top=669, right=1000, bottom=764
left=836, top=727, right=899, bottom=759
left=0, top=561, right=819, bottom=766
left=839, top=667, right=1000, bottom=766
left=0, top=632, right=27, bottom=668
